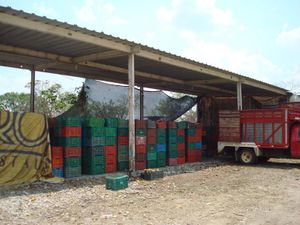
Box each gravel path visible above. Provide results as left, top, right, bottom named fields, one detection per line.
left=1, top=158, right=300, bottom=225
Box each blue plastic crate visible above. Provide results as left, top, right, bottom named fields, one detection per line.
left=52, top=167, right=63, bottom=177
left=195, top=142, right=202, bottom=150
left=156, top=144, right=167, bottom=152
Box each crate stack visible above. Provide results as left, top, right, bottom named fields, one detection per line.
left=156, top=121, right=167, bottom=167
left=186, top=125, right=202, bottom=163
left=117, top=119, right=129, bottom=171
left=167, top=121, right=178, bottom=166
left=82, top=118, right=105, bottom=175
left=51, top=146, right=64, bottom=177
left=147, top=120, right=157, bottom=168
left=135, top=120, right=147, bottom=170
left=177, top=127, right=186, bottom=164
left=58, top=117, right=82, bottom=178
left=104, top=118, right=118, bottom=173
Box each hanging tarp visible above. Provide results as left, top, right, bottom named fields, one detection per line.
left=0, top=111, right=51, bottom=186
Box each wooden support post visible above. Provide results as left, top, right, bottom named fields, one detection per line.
left=128, top=53, right=135, bottom=173
left=140, top=84, right=144, bottom=120
left=237, top=81, right=243, bottom=110
left=30, top=68, right=35, bottom=112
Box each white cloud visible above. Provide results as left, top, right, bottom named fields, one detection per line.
left=156, top=0, right=182, bottom=25
left=180, top=30, right=281, bottom=83
left=195, top=0, right=234, bottom=27
left=74, top=0, right=127, bottom=26
left=276, top=26, right=300, bottom=48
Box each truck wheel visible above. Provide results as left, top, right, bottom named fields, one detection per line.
left=238, top=148, right=257, bottom=164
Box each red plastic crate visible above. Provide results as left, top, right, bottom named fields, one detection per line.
left=61, top=127, right=81, bottom=137
left=118, top=136, right=129, bottom=145
left=167, top=121, right=176, bottom=128
left=186, top=151, right=202, bottom=162
left=177, top=129, right=185, bottom=136
left=135, top=144, right=147, bottom=154
left=64, top=147, right=81, bottom=158
left=51, top=146, right=63, bottom=168
left=168, top=158, right=178, bottom=166
left=177, top=157, right=185, bottom=164
left=135, top=161, right=146, bottom=170
left=156, top=120, right=167, bottom=129
left=177, top=143, right=185, bottom=151
left=105, top=163, right=117, bottom=173
left=135, top=120, right=147, bottom=128
left=135, top=153, right=146, bottom=161
left=136, top=136, right=146, bottom=145
left=147, top=129, right=156, bottom=138
left=147, top=136, right=156, bottom=144
left=186, top=136, right=197, bottom=143
left=104, top=145, right=117, bottom=153
left=195, top=129, right=202, bottom=136
left=105, top=157, right=116, bottom=164
left=178, top=150, right=185, bottom=157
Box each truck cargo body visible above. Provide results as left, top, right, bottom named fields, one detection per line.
left=218, top=108, right=300, bottom=163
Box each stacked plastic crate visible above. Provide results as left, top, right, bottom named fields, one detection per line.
left=82, top=117, right=106, bottom=175
left=49, top=118, right=64, bottom=177
left=177, top=127, right=186, bottom=164
left=104, top=118, right=118, bottom=173
left=186, top=125, right=202, bottom=163
left=167, top=121, right=178, bottom=166
left=156, top=121, right=167, bottom=167
left=117, top=119, right=129, bottom=171
left=58, top=117, right=82, bottom=178
left=147, top=120, right=157, bottom=168
left=135, top=120, right=147, bottom=170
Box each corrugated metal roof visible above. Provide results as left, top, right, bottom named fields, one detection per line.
left=0, top=6, right=288, bottom=96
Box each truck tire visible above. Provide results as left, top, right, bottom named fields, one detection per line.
left=238, top=148, right=257, bottom=164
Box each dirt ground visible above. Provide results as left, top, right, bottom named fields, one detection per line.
left=1, top=158, right=300, bottom=225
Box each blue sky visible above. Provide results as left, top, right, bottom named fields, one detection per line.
left=0, top=0, right=300, bottom=94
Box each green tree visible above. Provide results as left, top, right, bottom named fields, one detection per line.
left=0, top=92, right=30, bottom=112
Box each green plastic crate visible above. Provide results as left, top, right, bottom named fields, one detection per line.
left=187, top=128, right=196, bottom=136
left=168, top=136, right=177, bottom=144
left=64, top=157, right=81, bottom=167
left=64, top=166, right=81, bottom=178
left=82, top=165, right=105, bottom=175
left=136, top=128, right=147, bottom=136
left=177, top=136, right=185, bottom=143
left=58, top=117, right=81, bottom=127
left=147, top=160, right=157, bottom=168
left=157, top=129, right=166, bottom=137
left=187, top=142, right=195, bottom=150
left=156, top=136, right=166, bottom=144
left=118, top=145, right=129, bottom=152
left=82, top=146, right=104, bottom=157
left=106, top=174, right=129, bottom=191
left=118, top=119, right=128, bottom=128
left=176, top=121, right=189, bottom=129
left=168, top=150, right=178, bottom=158
left=147, top=151, right=157, bottom=161
left=168, top=143, right=177, bottom=151
left=118, top=128, right=129, bottom=136
left=118, top=152, right=129, bottom=162
left=147, top=144, right=156, bottom=152
left=105, top=118, right=118, bottom=128
left=85, top=136, right=105, bottom=146
left=118, top=161, right=129, bottom=171
left=82, top=117, right=105, bottom=127
left=83, top=127, right=105, bottom=137
left=62, top=137, right=81, bottom=147
left=157, top=152, right=167, bottom=160
left=82, top=155, right=105, bottom=166
left=167, top=128, right=177, bottom=137
left=105, top=128, right=117, bottom=137
left=105, top=136, right=117, bottom=146
left=157, top=159, right=166, bottom=167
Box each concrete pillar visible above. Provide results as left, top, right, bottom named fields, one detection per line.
left=140, top=84, right=144, bottom=120
left=30, top=68, right=35, bottom=112
left=237, top=81, right=243, bottom=110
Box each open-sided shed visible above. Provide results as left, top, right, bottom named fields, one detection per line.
left=0, top=6, right=289, bottom=170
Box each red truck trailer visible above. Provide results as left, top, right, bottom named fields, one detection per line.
left=218, top=107, right=300, bottom=164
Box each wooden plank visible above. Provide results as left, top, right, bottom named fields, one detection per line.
left=72, top=50, right=126, bottom=63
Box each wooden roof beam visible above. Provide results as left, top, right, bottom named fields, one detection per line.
left=72, top=50, right=127, bottom=63
left=185, top=78, right=233, bottom=85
